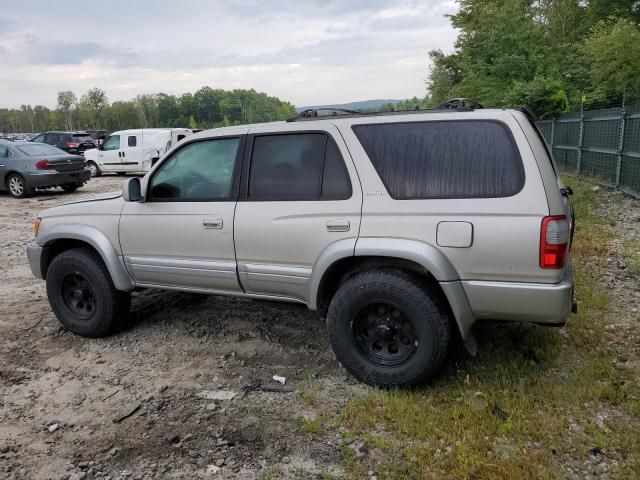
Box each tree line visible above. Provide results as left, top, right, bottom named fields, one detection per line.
left=0, top=87, right=296, bottom=134
left=388, top=0, right=640, bottom=118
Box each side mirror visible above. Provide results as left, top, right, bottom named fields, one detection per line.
left=122, top=177, right=142, bottom=202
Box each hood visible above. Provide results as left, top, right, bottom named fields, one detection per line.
left=40, top=191, right=124, bottom=219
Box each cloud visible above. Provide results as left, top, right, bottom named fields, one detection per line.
left=0, top=0, right=458, bottom=108
left=20, top=37, right=143, bottom=67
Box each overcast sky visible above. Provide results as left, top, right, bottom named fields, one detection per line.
left=0, top=0, right=458, bottom=108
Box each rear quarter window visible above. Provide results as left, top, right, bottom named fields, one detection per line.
left=352, top=120, right=525, bottom=199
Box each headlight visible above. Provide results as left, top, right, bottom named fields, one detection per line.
left=34, top=217, right=41, bottom=237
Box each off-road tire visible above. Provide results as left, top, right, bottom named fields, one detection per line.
left=326, top=269, right=451, bottom=387
left=46, top=247, right=131, bottom=337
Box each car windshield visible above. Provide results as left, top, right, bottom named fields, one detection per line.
left=17, top=143, right=67, bottom=156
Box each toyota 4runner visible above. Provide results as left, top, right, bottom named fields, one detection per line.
left=26, top=106, right=576, bottom=387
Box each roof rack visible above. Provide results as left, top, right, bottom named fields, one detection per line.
left=286, top=99, right=483, bottom=122
left=437, top=98, right=484, bottom=110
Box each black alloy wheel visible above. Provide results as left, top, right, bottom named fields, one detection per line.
left=352, top=302, right=418, bottom=367
left=61, top=272, right=97, bottom=319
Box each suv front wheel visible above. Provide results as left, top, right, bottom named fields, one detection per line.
left=46, top=247, right=131, bottom=337
left=87, top=161, right=101, bottom=177
left=327, top=269, right=451, bottom=387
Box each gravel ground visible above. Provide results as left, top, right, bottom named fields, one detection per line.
left=0, top=176, right=360, bottom=480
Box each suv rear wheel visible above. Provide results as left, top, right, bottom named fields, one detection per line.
left=46, top=247, right=131, bottom=337
left=326, top=269, right=451, bottom=387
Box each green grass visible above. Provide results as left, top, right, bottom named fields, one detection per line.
left=259, top=466, right=282, bottom=480
left=298, top=372, right=320, bottom=406
left=623, top=240, right=640, bottom=277
left=301, top=416, right=324, bottom=437
left=334, top=178, right=640, bottom=479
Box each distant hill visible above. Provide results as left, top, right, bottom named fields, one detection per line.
left=295, top=99, right=404, bottom=113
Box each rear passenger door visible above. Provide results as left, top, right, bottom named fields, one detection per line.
left=48, top=133, right=64, bottom=149
left=233, top=124, right=362, bottom=302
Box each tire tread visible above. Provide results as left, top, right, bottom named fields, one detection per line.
left=46, top=247, right=130, bottom=337
left=327, top=269, right=450, bottom=387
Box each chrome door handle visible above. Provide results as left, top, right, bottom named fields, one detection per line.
left=326, top=219, right=350, bottom=232
left=203, top=217, right=223, bottom=229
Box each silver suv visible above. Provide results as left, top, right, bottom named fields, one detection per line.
left=26, top=107, right=575, bottom=387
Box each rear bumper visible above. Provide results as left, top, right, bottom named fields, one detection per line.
left=461, top=265, right=574, bottom=325
left=27, top=170, right=90, bottom=189
left=27, top=241, right=43, bottom=279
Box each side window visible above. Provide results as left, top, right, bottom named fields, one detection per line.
left=248, top=133, right=351, bottom=200
left=353, top=120, right=525, bottom=199
left=0, top=146, right=9, bottom=158
left=102, top=135, right=120, bottom=151
left=322, top=140, right=352, bottom=199
left=149, top=138, right=240, bottom=201
left=127, top=135, right=137, bottom=147
left=32, top=134, right=45, bottom=143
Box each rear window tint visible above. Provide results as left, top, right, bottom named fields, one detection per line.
left=352, top=120, right=525, bottom=199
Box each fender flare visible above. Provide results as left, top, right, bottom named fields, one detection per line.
left=38, top=224, right=134, bottom=291
left=308, top=237, right=475, bottom=340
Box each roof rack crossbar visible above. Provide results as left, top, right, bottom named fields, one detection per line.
left=286, top=106, right=477, bottom=122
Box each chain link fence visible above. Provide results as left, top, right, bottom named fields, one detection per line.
left=538, top=106, right=640, bottom=198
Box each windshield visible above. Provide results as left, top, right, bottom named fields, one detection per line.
left=17, top=143, right=67, bottom=156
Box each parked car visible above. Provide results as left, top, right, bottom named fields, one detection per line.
left=26, top=106, right=575, bottom=387
left=30, top=131, right=97, bottom=156
left=85, top=130, right=109, bottom=144
left=0, top=139, right=90, bottom=198
left=83, top=128, right=193, bottom=177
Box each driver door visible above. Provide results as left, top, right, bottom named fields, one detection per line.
left=99, top=134, right=121, bottom=169
left=119, top=135, right=245, bottom=292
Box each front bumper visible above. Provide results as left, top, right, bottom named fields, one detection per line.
left=462, top=265, right=574, bottom=325
left=27, top=169, right=91, bottom=189
left=27, top=241, right=44, bottom=279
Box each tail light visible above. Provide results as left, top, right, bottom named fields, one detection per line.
left=65, top=141, right=79, bottom=148
left=540, top=215, right=569, bottom=269
left=35, top=159, right=54, bottom=170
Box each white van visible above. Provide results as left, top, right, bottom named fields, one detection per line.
left=84, top=128, right=192, bottom=177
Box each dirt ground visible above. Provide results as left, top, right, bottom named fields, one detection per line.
left=0, top=176, right=363, bottom=480
left=1, top=176, right=638, bottom=480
